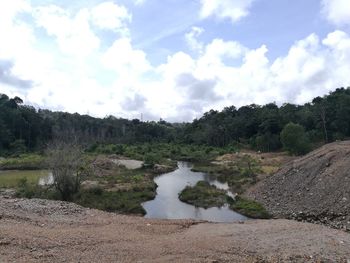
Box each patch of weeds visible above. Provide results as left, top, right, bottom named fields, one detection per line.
left=74, top=183, right=157, bottom=215
left=179, top=181, right=228, bottom=209
left=0, top=154, right=45, bottom=170
left=229, top=196, right=271, bottom=219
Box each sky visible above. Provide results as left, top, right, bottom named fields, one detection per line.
left=0, top=0, right=350, bottom=122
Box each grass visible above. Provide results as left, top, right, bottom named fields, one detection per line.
left=0, top=154, right=45, bottom=170
left=87, top=142, right=238, bottom=163
left=179, top=181, right=229, bottom=209
left=261, top=165, right=279, bottom=175
left=71, top=156, right=161, bottom=215
left=0, top=170, right=49, bottom=188
left=3, top=154, right=161, bottom=215
left=229, top=196, right=271, bottom=219
left=74, top=183, right=157, bottom=215
left=192, top=163, right=256, bottom=193
left=2, top=146, right=271, bottom=219
left=178, top=180, right=270, bottom=219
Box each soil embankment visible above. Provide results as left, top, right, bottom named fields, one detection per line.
left=247, top=141, right=350, bottom=231
left=1, top=196, right=350, bottom=262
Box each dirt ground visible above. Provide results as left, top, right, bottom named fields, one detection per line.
left=1, top=197, right=350, bottom=263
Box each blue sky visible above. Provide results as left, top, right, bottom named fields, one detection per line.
left=0, top=0, right=349, bottom=121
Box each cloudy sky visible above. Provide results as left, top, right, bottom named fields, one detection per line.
left=0, top=0, right=349, bottom=121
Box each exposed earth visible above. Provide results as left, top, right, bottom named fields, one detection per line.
left=1, top=196, right=350, bottom=263
left=246, top=141, right=350, bottom=231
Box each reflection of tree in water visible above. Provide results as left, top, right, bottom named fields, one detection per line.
left=194, top=206, right=202, bottom=218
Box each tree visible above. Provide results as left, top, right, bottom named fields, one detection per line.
left=46, top=142, right=89, bottom=201
left=312, top=97, right=328, bottom=142
left=239, top=154, right=261, bottom=178
left=280, top=123, right=311, bottom=155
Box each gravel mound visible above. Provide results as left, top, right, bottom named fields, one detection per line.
left=247, top=141, right=350, bottom=231
left=0, top=197, right=86, bottom=223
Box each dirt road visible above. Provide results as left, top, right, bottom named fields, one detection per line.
left=1, top=197, right=349, bottom=262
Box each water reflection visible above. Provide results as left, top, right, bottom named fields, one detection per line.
left=142, top=162, right=247, bottom=222
left=38, top=172, right=54, bottom=186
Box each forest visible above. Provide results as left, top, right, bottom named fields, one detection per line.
left=1, top=87, right=350, bottom=156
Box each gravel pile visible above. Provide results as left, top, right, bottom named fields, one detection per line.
left=0, top=197, right=86, bottom=223
left=247, top=141, right=350, bottom=231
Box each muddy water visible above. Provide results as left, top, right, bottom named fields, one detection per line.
left=142, top=162, right=247, bottom=222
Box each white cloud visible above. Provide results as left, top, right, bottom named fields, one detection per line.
left=149, top=30, right=350, bottom=120
left=185, top=27, right=205, bottom=52
left=34, top=5, right=100, bottom=57
left=102, top=38, right=151, bottom=75
left=0, top=0, right=33, bottom=60
left=200, top=0, right=255, bottom=23
left=1, top=0, right=350, bottom=122
left=91, top=1, right=131, bottom=34
left=322, top=0, right=350, bottom=26
left=134, top=0, right=146, bottom=6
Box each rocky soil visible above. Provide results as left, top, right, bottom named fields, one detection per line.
left=1, top=196, right=350, bottom=262
left=246, top=141, right=350, bottom=231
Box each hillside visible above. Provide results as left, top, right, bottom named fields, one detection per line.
left=247, top=141, right=350, bottom=230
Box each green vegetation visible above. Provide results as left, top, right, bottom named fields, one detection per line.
left=179, top=180, right=270, bottom=219
left=0, top=170, right=48, bottom=188
left=2, top=88, right=350, bottom=219
left=14, top=175, right=157, bottom=215
left=46, top=142, right=90, bottom=201
left=11, top=160, right=159, bottom=215
left=2, top=87, right=350, bottom=158
left=88, top=142, right=235, bottom=163
left=0, top=154, right=45, bottom=170
left=73, top=160, right=160, bottom=214
left=74, top=183, right=157, bottom=215
left=179, top=181, right=229, bottom=208
left=280, top=122, right=311, bottom=155
left=229, top=196, right=271, bottom=219
left=15, top=177, right=58, bottom=200
left=192, top=155, right=261, bottom=193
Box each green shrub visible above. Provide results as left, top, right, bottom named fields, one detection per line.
left=229, top=196, right=271, bottom=219
left=280, top=123, right=311, bottom=155
left=9, top=139, right=27, bottom=156
left=143, top=153, right=160, bottom=168
left=179, top=181, right=228, bottom=208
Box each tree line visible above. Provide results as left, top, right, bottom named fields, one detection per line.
left=183, top=87, right=350, bottom=151
left=1, top=87, right=350, bottom=156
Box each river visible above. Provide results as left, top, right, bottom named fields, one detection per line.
left=142, top=162, right=247, bottom=222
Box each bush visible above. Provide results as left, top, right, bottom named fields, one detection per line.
left=280, top=123, right=311, bottom=155
left=229, top=196, right=271, bottom=219
left=46, top=142, right=90, bottom=201
left=179, top=181, right=228, bottom=208
left=9, top=139, right=27, bottom=156
left=143, top=153, right=160, bottom=168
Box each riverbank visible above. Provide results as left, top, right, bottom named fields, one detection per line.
left=0, top=154, right=176, bottom=215
left=0, top=151, right=275, bottom=220
left=1, top=196, right=349, bottom=263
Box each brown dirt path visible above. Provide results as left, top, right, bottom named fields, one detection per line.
left=1, top=197, right=350, bottom=262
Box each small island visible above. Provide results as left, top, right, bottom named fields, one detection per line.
left=179, top=180, right=271, bottom=219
